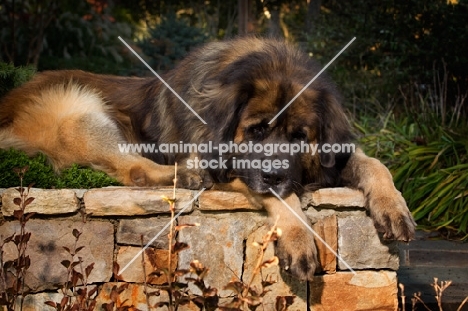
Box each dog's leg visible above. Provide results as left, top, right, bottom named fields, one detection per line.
left=58, top=114, right=207, bottom=189
left=214, top=180, right=318, bottom=281
left=341, top=148, right=416, bottom=241
left=259, top=193, right=318, bottom=281
left=4, top=110, right=204, bottom=188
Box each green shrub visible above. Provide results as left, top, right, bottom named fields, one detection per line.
left=358, top=114, right=468, bottom=238
left=0, top=62, right=36, bottom=98
left=0, top=149, right=120, bottom=189
left=138, top=12, right=207, bottom=71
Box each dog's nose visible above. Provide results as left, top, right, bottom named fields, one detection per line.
left=261, top=169, right=285, bottom=186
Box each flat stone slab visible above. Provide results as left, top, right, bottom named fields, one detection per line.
left=117, top=217, right=171, bottom=248
left=12, top=292, right=62, bottom=311
left=301, top=187, right=365, bottom=209
left=116, top=246, right=177, bottom=285
left=1, top=188, right=79, bottom=216
left=0, top=219, right=114, bottom=291
left=198, top=190, right=259, bottom=210
left=178, top=212, right=264, bottom=297
left=83, top=187, right=194, bottom=216
left=338, top=215, right=399, bottom=270
left=310, top=271, right=398, bottom=310
left=313, top=214, right=338, bottom=273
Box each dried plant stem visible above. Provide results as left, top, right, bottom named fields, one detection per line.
left=167, top=162, right=178, bottom=311
left=241, top=217, right=280, bottom=309
left=432, top=278, right=452, bottom=311
left=141, top=235, right=151, bottom=311
left=457, top=296, right=468, bottom=311
left=412, top=293, right=432, bottom=311
left=13, top=168, right=34, bottom=311
left=399, top=283, right=406, bottom=311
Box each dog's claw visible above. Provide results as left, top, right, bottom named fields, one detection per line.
left=275, top=226, right=318, bottom=281
left=369, top=192, right=416, bottom=242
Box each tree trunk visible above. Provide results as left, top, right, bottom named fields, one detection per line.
left=238, top=0, right=249, bottom=35
left=305, top=0, right=322, bottom=35
left=267, top=7, right=283, bottom=38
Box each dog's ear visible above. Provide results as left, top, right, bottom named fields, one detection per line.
left=201, top=51, right=270, bottom=141
left=318, top=91, right=354, bottom=168
left=197, top=80, right=252, bottom=142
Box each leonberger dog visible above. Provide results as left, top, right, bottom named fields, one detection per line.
left=0, top=37, right=415, bottom=281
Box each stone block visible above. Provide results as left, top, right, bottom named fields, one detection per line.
left=312, top=215, right=337, bottom=273
left=198, top=190, right=258, bottom=210
left=338, top=215, right=399, bottom=270
left=1, top=188, right=79, bottom=216
left=301, top=188, right=365, bottom=209
left=310, top=271, right=398, bottom=311
left=117, top=217, right=171, bottom=249
left=14, top=292, right=62, bottom=311
left=116, top=246, right=177, bottom=285
left=83, top=187, right=194, bottom=216
left=177, top=212, right=264, bottom=297
left=0, top=219, right=114, bottom=291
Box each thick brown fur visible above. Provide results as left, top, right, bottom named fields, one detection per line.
left=0, top=37, right=416, bottom=281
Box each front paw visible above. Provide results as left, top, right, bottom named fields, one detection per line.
left=176, top=168, right=213, bottom=190
left=368, top=190, right=416, bottom=241
left=275, top=226, right=318, bottom=281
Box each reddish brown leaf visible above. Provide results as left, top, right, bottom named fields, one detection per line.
left=22, top=232, right=31, bottom=244
left=3, top=233, right=15, bottom=243
left=13, top=197, right=22, bottom=206
left=172, top=242, right=190, bottom=253
left=85, top=263, right=94, bottom=277
left=44, top=301, right=57, bottom=307
left=60, top=296, right=69, bottom=307
left=75, top=246, right=85, bottom=254
left=72, top=229, right=81, bottom=239
left=88, top=286, right=98, bottom=298
left=24, top=197, right=35, bottom=206
left=102, top=302, right=115, bottom=311
left=13, top=209, right=23, bottom=219
left=25, top=212, right=36, bottom=221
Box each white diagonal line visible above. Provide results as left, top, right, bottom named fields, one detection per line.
left=118, top=36, right=207, bottom=125
left=269, top=188, right=356, bottom=274
left=269, top=37, right=356, bottom=125
left=118, top=188, right=206, bottom=275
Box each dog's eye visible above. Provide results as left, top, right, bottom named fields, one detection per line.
left=247, top=125, right=266, bottom=140
left=291, top=130, right=307, bottom=141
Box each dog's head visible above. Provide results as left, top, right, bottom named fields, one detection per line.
left=186, top=39, right=354, bottom=197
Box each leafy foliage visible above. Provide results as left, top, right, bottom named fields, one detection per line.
left=137, top=12, right=207, bottom=71
left=45, top=229, right=97, bottom=311
left=0, top=167, right=35, bottom=310
left=37, top=1, right=135, bottom=74
left=0, top=149, right=120, bottom=189
left=302, top=0, right=468, bottom=118
left=358, top=114, right=468, bottom=238
left=0, top=62, right=36, bottom=98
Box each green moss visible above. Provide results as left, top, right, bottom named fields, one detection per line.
left=0, top=149, right=120, bottom=189
left=0, top=62, right=36, bottom=98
